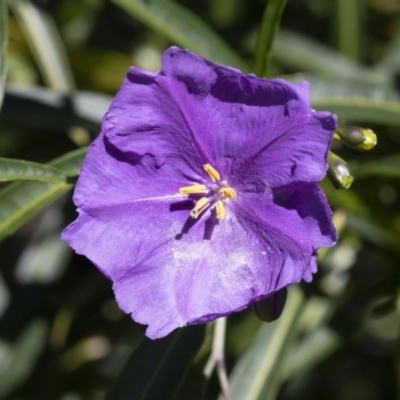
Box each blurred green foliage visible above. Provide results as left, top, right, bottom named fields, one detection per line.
left=1, top=0, right=400, bottom=399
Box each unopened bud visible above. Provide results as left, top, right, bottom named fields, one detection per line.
left=328, top=152, right=354, bottom=189
left=252, top=287, right=287, bottom=322
left=335, top=126, right=377, bottom=151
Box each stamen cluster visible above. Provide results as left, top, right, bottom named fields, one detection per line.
left=179, top=163, right=237, bottom=221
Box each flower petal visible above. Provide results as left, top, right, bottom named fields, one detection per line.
left=62, top=184, right=324, bottom=338
left=234, top=111, right=336, bottom=190
left=101, top=47, right=335, bottom=188
left=271, top=182, right=337, bottom=248
left=76, top=58, right=228, bottom=212
left=160, top=47, right=336, bottom=185
left=74, top=51, right=331, bottom=212
left=73, top=132, right=197, bottom=213
left=102, top=64, right=210, bottom=180
left=232, top=181, right=336, bottom=281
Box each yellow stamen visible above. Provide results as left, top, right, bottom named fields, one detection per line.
left=219, top=187, right=237, bottom=199
left=179, top=184, right=208, bottom=195
left=204, top=164, right=220, bottom=182
left=190, top=197, right=210, bottom=219
left=215, top=201, right=226, bottom=221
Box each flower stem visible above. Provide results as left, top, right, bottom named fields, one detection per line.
left=203, top=317, right=230, bottom=400
left=253, top=0, right=287, bottom=77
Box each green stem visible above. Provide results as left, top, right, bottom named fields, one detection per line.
left=337, top=0, right=361, bottom=60
left=253, top=0, right=287, bottom=77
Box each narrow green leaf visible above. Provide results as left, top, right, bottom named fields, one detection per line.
left=354, top=154, right=400, bottom=179
left=0, top=147, right=86, bottom=243
left=15, top=233, right=72, bottom=284
left=9, top=0, right=75, bottom=92
left=3, top=85, right=110, bottom=134
left=110, top=0, right=247, bottom=71
left=0, top=157, right=75, bottom=183
left=0, top=320, right=48, bottom=399
left=282, top=327, right=341, bottom=379
left=273, top=30, right=384, bottom=84
left=0, top=0, right=7, bottom=110
left=288, top=74, right=400, bottom=127
left=376, top=22, right=400, bottom=73
left=106, top=325, right=205, bottom=400
left=347, top=213, right=400, bottom=251
left=253, top=0, right=287, bottom=77
left=224, top=287, right=304, bottom=400
left=314, top=98, right=400, bottom=127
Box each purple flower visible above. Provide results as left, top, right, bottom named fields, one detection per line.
left=61, top=47, right=337, bottom=339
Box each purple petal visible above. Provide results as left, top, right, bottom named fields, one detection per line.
left=62, top=184, right=325, bottom=338
left=233, top=111, right=337, bottom=190
left=102, top=65, right=207, bottom=180
left=160, top=47, right=336, bottom=185
left=272, top=182, right=337, bottom=246
left=242, top=181, right=337, bottom=249
left=63, top=203, right=246, bottom=338
left=73, top=131, right=198, bottom=213
left=100, top=47, right=335, bottom=189
left=233, top=181, right=336, bottom=278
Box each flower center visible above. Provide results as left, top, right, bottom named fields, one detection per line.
left=179, top=164, right=237, bottom=221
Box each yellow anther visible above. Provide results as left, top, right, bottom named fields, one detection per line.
left=215, top=201, right=226, bottom=221
left=190, top=197, right=210, bottom=219
left=204, top=164, right=220, bottom=182
left=219, top=187, right=237, bottom=199
left=179, top=184, right=208, bottom=195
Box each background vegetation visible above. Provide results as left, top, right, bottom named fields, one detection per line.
left=1, top=0, right=400, bottom=399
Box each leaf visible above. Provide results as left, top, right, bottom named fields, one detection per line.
left=282, top=327, right=341, bottom=379
left=15, top=232, right=72, bottom=284
left=253, top=0, right=287, bottom=77
left=0, top=320, right=48, bottom=399
left=314, top=98, right=400, bottom=127
left=9, top=0, right=75, bottom=92
left=0, top=0, right=7, bottom=110
left=0, top=147, right=87, bottom=243
left=2, top=85, right=111, bottom=134
left=288, top=74, right=400, bottom=127
left=0, top=157, right=75, bottom=183
left=110, top=0, right=247, bottom=71
left=376, top=23, right=400, bottom=73
left=346, top=213, right=400, bottom=251
left=106, top=325, right=205, bottom=400
left=273, top=29, right=384, bottom=84
left=223, top=287, right=304, bottom=400
left=354, top=154, right=400, bottom=179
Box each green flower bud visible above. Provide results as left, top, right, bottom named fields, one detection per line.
left=328, top=152, right=354, bottom=189
left=335, top=126, right=377, bottom=151
left=252, top=287, right=287, bottom=322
